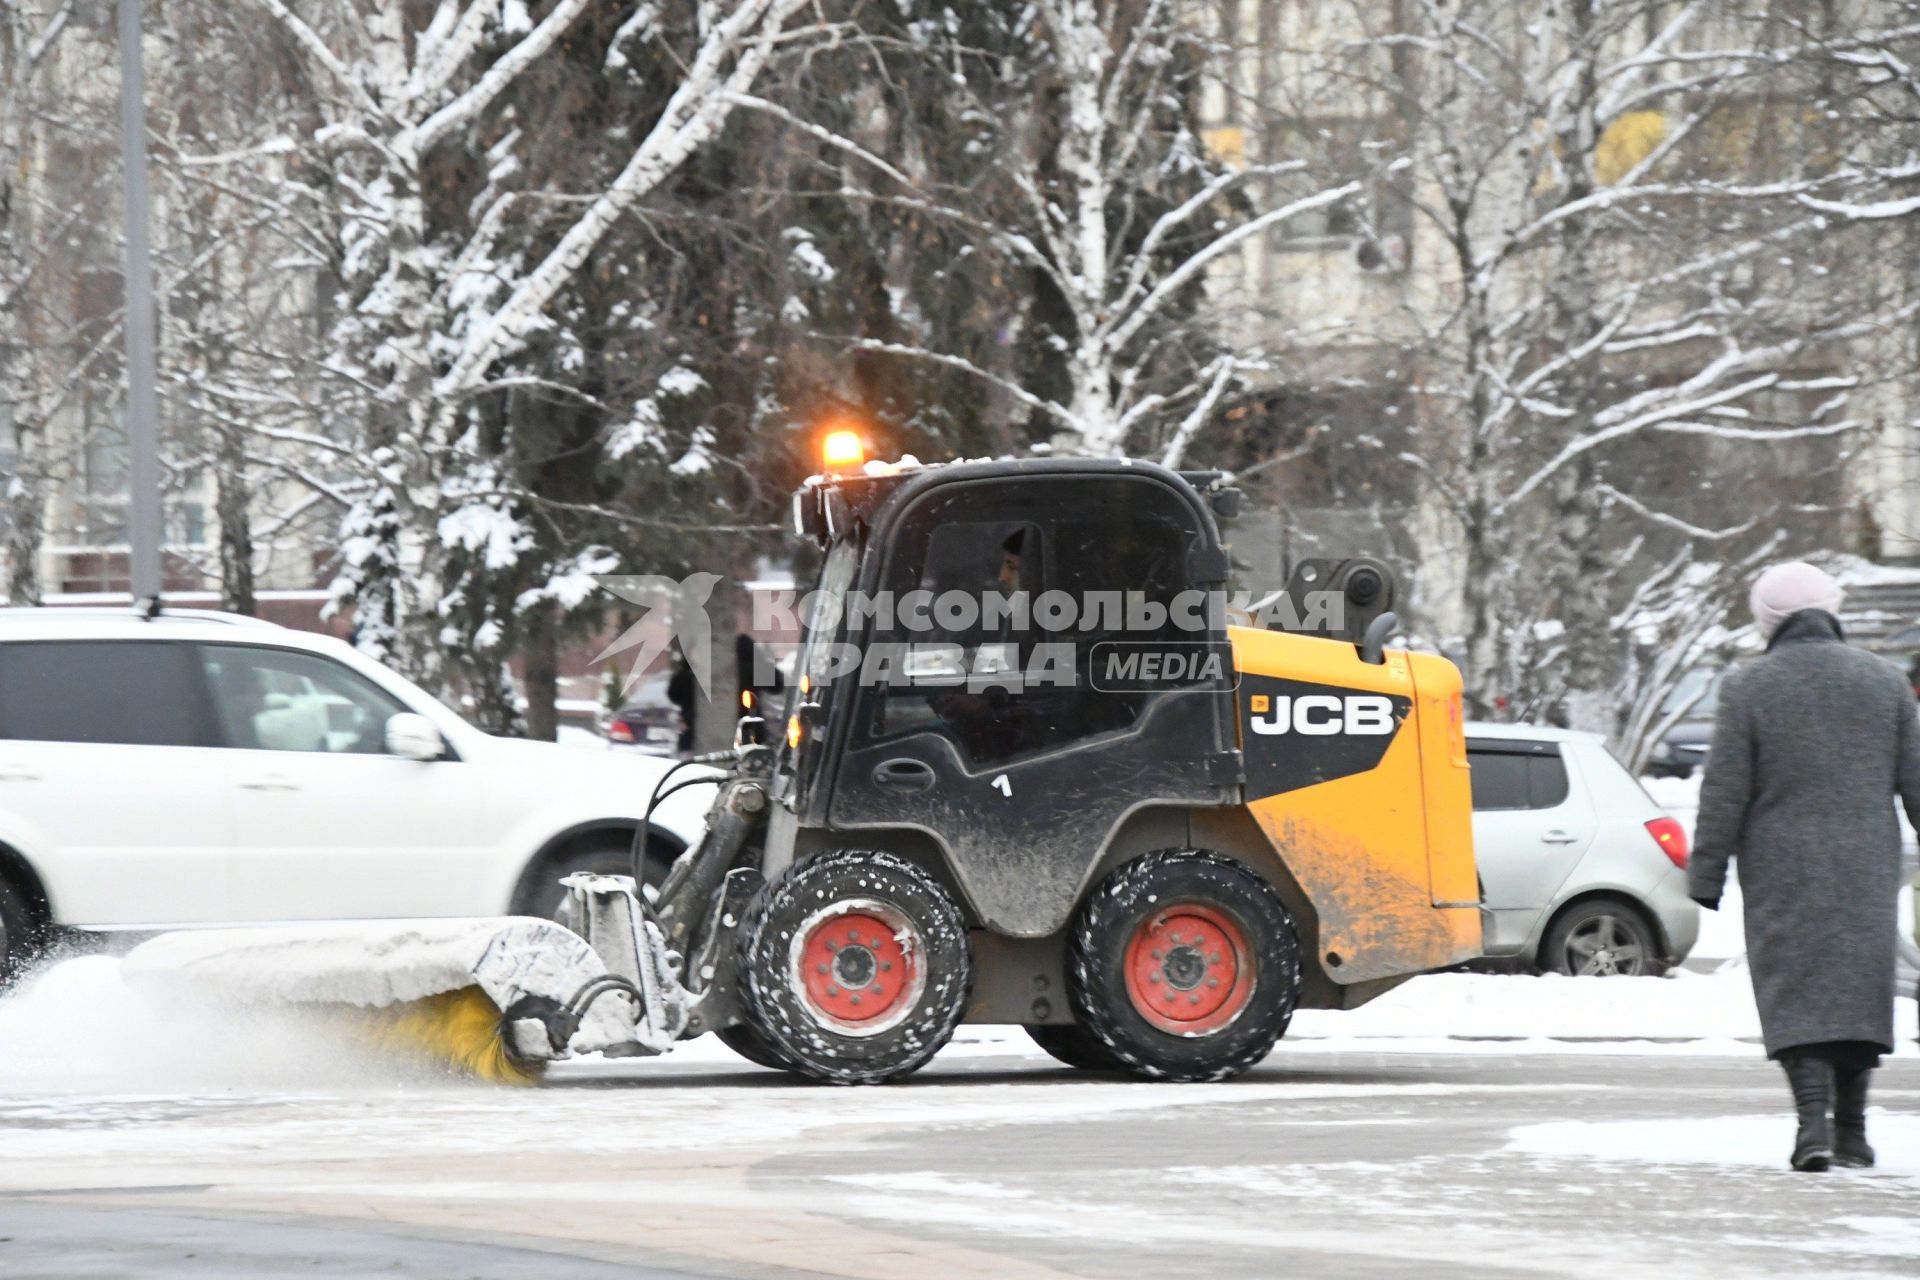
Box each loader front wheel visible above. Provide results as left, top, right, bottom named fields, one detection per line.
left=740, top=849, right=971, bottom=1084
left=1069, top=850, right=1300, bottom=1082
left=714, top=1021, right=794, bottom=1071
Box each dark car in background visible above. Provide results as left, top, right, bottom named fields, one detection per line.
left=604, top=639, right=790, bottom=758
left=1646, top=666, right=1723, bottom=779
left=605, top=701, right=681, bottom=756
left=600, top=669, right=683, bottom=757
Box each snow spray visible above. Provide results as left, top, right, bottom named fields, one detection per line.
left=0, top=953, right=454, bottom=1094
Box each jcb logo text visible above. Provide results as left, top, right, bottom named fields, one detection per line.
left=1249, top=693, right=1397, bottom=736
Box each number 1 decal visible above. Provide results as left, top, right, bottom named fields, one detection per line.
left=991, top=774, right=1012, bottom=798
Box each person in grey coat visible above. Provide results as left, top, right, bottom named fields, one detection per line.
left=1691, top=561, right=1920, bottom=1171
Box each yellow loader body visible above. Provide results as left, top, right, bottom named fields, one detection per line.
left=1229, top=626, right=1481, bottom=985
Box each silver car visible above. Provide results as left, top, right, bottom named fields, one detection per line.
left=1468, top=723, right=1700, bottom=976
left=1903, top=879, right=1919, bottom=1027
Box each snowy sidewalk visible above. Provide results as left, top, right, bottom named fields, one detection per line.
left=1281, top=968, right=1919, bottom=1057
left=2, top=1045, right=1915, bottom=1280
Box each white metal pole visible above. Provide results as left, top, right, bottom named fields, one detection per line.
left=118, top=0, right=162, bottom=601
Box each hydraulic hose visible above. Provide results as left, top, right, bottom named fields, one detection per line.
left=564, top=973, right=645, bottom=1017
left=633, top=753, right=732, bottom=884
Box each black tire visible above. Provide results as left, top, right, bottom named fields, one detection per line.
left=1068, top=849, right=1300, bottom=1082
left=740, top=849, right=971, bottom=1084
left=510, top=831, right=681, bottom=924
left=0, top=876, right=39, bottom=989
left=1024, top=1022, right=1122, bottom=1072
left=714, top=1021, right=795, bottom=1071
left=1540, top=899, right=1662, bottom=977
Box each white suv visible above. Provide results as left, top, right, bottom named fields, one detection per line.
left=0, top=609, right=708, bottom=978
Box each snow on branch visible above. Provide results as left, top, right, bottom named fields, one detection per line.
left=412, top=1, right=503, bottom=101
left=412, top=0, right=594, bottom=155
left=437, top=0, right=809, bottom=399
left=1798, top=192, right=1920, bottom=222
left=720, top=91, right=916, bottom=189
left=1107, top=181, right=1359, bottom=354
left=1595, top=484, right=1759, bottom=543
left=1159, top=357, right=1239, bottom=469
left=844, top=338, right=1084, bottom=432
left=21, top=1, right=74, bottom=74
left=1494, top=370, right=1785, bottom=516
left=253, top=0, right=385, bottom=118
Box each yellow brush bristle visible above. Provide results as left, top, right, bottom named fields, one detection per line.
left=348, top=985, right=543, bottom=1086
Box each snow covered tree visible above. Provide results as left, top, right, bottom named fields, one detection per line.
left=1245, top=1, right=1887, bottom=729
left=4, top=1, right=346, bottom=610
left=798, top=1, right=1355, bottom=461
left=248, top=0, right=809, bottom=727
left=0, top=1, right=74, bottom=604
left=18, top=0, right=1920, bottom=753
left=145, top=1, right=348, bottom=614
left=1767, top=7, right=1920, bottom=558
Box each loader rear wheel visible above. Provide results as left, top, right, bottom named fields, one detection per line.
left=740, top=849, right=971, bottom=1084
left=1024, top=1023, right=1122, bottom=1072
left=1068, top=850, right=1300, bottom=1082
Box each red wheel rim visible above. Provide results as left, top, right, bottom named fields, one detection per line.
left=790, top=901, right=923, bottom=1036
left=1123, top=902, right=1255, bottom=1036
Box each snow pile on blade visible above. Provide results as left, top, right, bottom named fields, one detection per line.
left=125, top=917, right=595, bottom=1010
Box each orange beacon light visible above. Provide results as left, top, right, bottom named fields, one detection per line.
left=821, top=429, right=865, bottom=470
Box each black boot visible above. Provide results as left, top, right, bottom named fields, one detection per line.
left=1783, top=1057, right=1833, bottom=1172
left=1833, top=1067, right=1875, bottom=1169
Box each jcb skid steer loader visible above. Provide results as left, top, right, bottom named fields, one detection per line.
left=127, top=457, right=1481, bottom=1084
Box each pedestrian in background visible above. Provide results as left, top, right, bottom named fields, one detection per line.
left=666, top=642, right=697, bottom=756
left=1691, top=561, right=1919, bottom=1171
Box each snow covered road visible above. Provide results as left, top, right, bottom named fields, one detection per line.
left=1, top=962, right=1916, bottom=1279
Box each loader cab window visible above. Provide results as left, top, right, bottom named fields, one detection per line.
left=794, top=535, right=862, bottom=710
left=909, top=518, right=1039, bottom=669
left=857, top=475, right=1206, bottom=768
left=866, top=516, right=1046, bottom=760
left=781, top=532, right=862, bottom=792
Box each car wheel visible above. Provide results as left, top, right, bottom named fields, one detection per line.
left=739, top=849, right=972, bottom=1085
left=1542, top=900, right=1661, bottom=977
left=1024, top=1022, right=1123, bottom=1072
left=511, top=831, right=681, bottom=925
left=1067, top=850, right=1301, bottom=1082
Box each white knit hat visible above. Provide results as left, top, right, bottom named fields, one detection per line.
left=1749, top=561, right=1843, bottom=640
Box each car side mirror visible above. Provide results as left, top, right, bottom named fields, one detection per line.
left=385, top=713, right=446, bottom=761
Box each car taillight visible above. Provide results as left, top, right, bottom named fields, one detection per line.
left=608, top=720, right=635, bottom=744
left=1645, top=816, right=1688, bottom=869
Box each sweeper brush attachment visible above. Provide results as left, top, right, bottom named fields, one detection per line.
left=348, top=986, right=543, bottom=1086
left=123, top=876, right=694, bottom=1082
